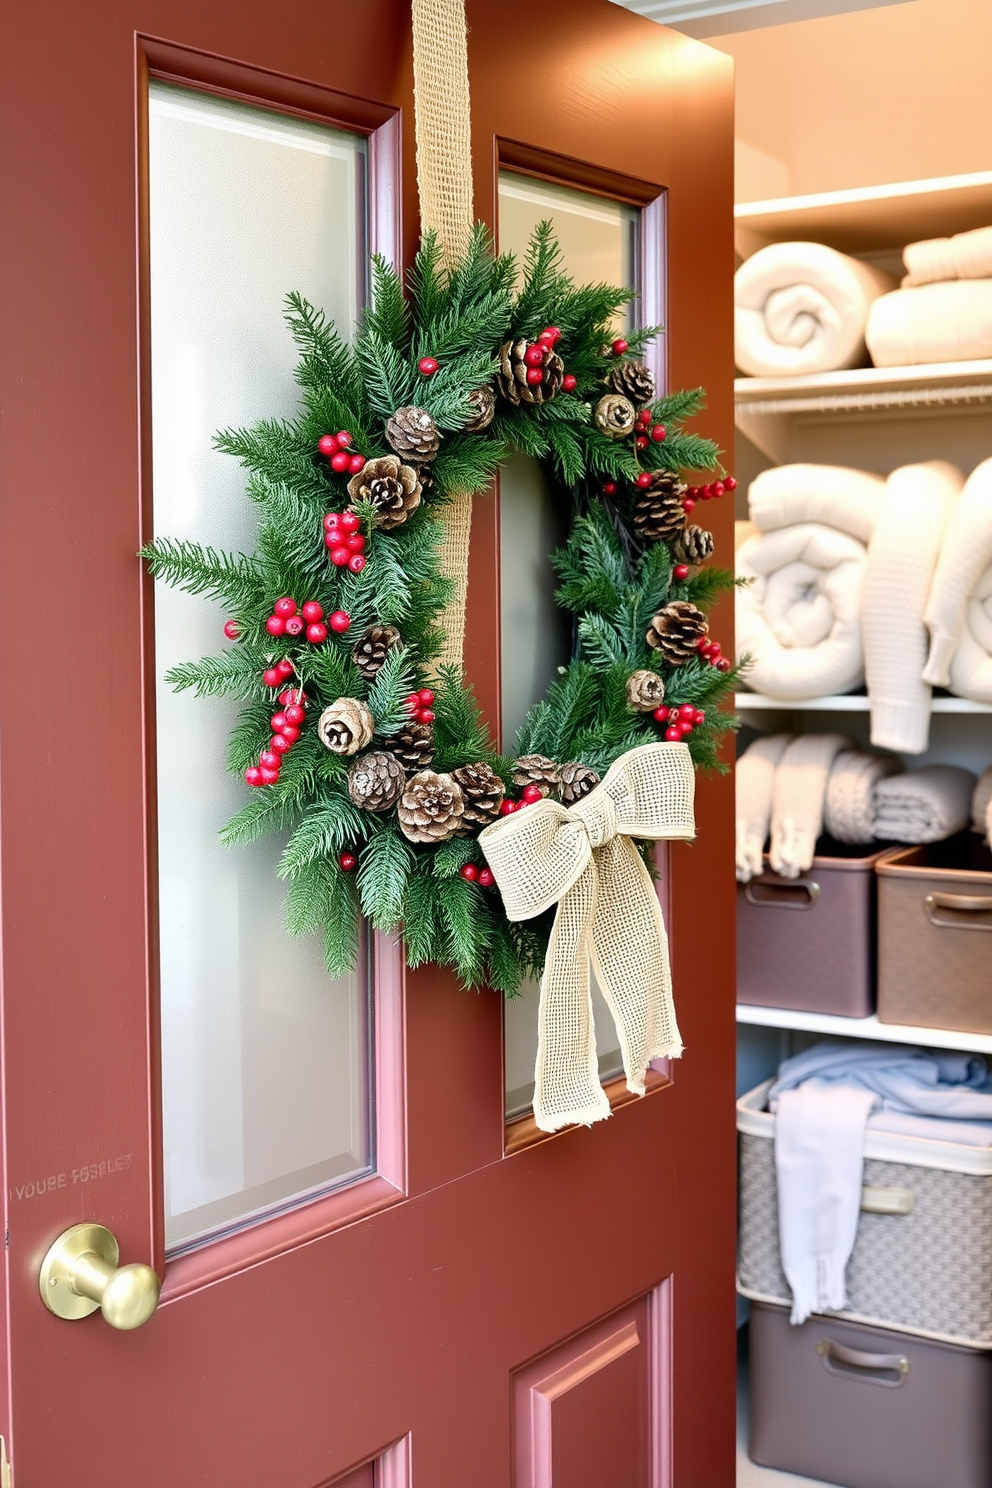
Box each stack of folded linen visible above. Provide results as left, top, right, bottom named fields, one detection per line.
left=866, top=225, right=992, bottom=366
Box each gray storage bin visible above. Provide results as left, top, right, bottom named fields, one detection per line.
left=737, top=838, right=892, bottom=1017
left=738, top=1079, right=992, bottom=1348
left=749, top=1301, right=992, bottom=1488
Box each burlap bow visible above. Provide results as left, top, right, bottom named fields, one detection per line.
left=479, top=742, right=696, bottom=1132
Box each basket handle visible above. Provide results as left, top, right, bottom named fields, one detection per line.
left=924, top=892, right=992, bottom=931
left=816, top=1337, right=910, bottom=1388
left=744, top=879, right=820, bottom=910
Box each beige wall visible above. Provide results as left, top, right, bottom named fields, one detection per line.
left=706, top=0, right=992, bottom=200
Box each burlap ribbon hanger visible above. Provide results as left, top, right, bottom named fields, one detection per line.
left=479, top=743, right=696, bottom=1132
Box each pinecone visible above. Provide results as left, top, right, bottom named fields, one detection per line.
left=632, top=471, right=688, bottom=543
left=317, top=697, right=375, bottom=755
left=626, top=669, right=666, bottom=712
left=465, top=385, right=496, bottom=432
left=351, top=624, right=402, bottom=681
left=512, top=753, right=561, bottom=796
left=672, top=525, right=715, bottom=566
left=559, top=761, right=600, bottom=805
left=348, top=455, right=422, bottom=531
left=496, top=338, right=564, bottom=406
left=385, top=405, right=439, bottom=462
left=594, top=393, right=637, bottom=440
left=347, top=751, right=406, bottom=812
left=608, top=358, right=655, bottom=406
left=646, top=601, right=709, bottom=665
left=386, top=721, right=435, bottom=771
left=451, top=762, right=505, bottom=832
left=397, top=770, right=465, bottom=843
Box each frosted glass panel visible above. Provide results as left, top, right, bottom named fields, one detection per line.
left=498, top=176, right=638, bottom=1115
left=149, top=84, right=371, bottom=1250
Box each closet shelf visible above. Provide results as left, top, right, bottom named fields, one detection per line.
left=737, top=1003, right=992, bottom=1056
left=734, top=692, right=992, bottom=714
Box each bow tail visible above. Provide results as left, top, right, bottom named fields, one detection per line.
left=590, top=836, right=683, bottom=1097
left=533, top=861, right=612, bottom=1133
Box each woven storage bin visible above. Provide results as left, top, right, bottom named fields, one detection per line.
left=878, top=833, right=992, bottom=1034
left=737, top=838, right=891, bottom=1016
left=749, top=1301, right=992, bottom=1488
left=738, top=1079, right=992, bottom=1348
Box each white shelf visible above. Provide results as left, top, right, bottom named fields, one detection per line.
left=734, top=693, right=992, bottom=714
left=737, top=1003, right=992, bottom=1056
left=735, top=359, right=992, bottom=416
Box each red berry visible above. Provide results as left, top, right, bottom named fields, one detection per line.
left=673, top=564, right=690, bottom=580
left=716, top=657, right=732, bottom=672
left=524, top=344, right=546, bottom=368
left=318, top=434, right=339, bottom=456
left=679, top=703, right=696, bottom=719
left=406, top=693, right=421, bottom=710
left=636, top=435, right=649, bottom=450
left=284, top=615, right=305, bottom=637
left=612, top=338, right=628, bottom=355
left=651, top=424, right=667, bottom=442
left=277, top=658, right=295, bottom=678
left=271, top=712, right=289, bottom=732
left=418, top=708, right=435, bottom=724
left=701, top=484, right=714, bottom=500
left=335, top=431, right=353, bottom=448
left=603, top=481, right=617, bottom=496
left=537, top=330, right=555, bottom=346
left=223, top=619, right=240, bottom=639
left=348, top=454, right=365, bottom=475
left=270, top=734, right=292, bottom=755
left=259, top=766, right=281, bottom=785
left=331, top=451, right=351, bottom=473
left=526, top=367, right=544, bottom=386
left=696, top=636, right=711, bottom=652
left=707, top=642, right=722, bottom=659
left=499, top=800, right=517, bottom=816
left=686, top=487, right=699, bottom=499
left=653, top=706, right=668, bottom=722
left=301, top=601, right=324, bottom=623
left=418, top=356, right=439, bottom=376
left=725, top=476, right=737, bottom=492
left=460, top=864, right=479, bottom=882
left=664, top=726, right=681, bottom=742
left=285, top=704, right=306, bottom=727
left=245, top=766, right=263, bottom=786
left=277, top=687, right=297, bottom=705
left=478, top=868, right=495, bottom=888
left=330, top=545, right=351, bottom=566
left=324, top=534, right=336, bottom=549
left=266, top=615, right=286, bottom=636
left=635, top=472, right=653, bottom=489
left=338, top=852, right=358, bottom=872
left=346, top=533, right=366, bottom=554
left=683, top=498, right=696, bottom=513
left=329, top=610, right=351, bottom=634
left=521, top=784, right=544, bottom=804
left=307, top=622, right=328, bottom=644
left=274, top=596, right=298, bottom=618
left=711, top=481, right=725, bottom=498
left=562, top=373, right=577, bottom=391
left=263, top=667, right=282, bottom=688
left=638, top=408, right=652, bottom=425
left=693, top=709, right=706, bottom=726
left=418, top=688, right=435, bottom=705
left=259, top=749, right=279, bottom=770
left=678, top=720, right=694, bottom=736
left=542, top=326, right=561, bottom=344
left=348, top=554, right=366, bottom=573
left=280, top=725, right=300, bottom=744
left=323, top=512, right=341, bottom=531
left=339, top=511, right=361, bottom=534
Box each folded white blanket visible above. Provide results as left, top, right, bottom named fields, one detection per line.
left=872, top=764, right=977, bottom=843
left=746, top=462, right=885, bottom=544
left=923, top=457, right=992, bottom=704
left=866, top=279, right=992, bottom=366
left=736, top=733, right=792, bottom=883
left=973, top=767, right=992, bottom=846
left=902, top=225, right=992, bottom=287
left=735, top=242, right=895, bottom=378
left=823, top=749, right=903, bottom=844
left=769, top=733, right=854, bottom=877
left=863, top=461, right=963, bottom=753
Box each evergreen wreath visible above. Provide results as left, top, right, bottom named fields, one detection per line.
left=142, top=224, right=741, bottom=994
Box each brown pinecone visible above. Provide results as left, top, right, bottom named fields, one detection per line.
left=496, top=338, right=564, bottom=406
left=646, top=601, right=709, bottom=665
left=559, top=761, right=601, bottom=804
left=317, top=697, right=375, bottom=755
left=351, top=624, right=402, bottom=681
left=465, top=385, right=496, bottom=432
left=672, top=525, right=715, bottom=566
left=512, top=753, right=561, bottom=795
left=632, top=471, right=688, bottom=543
left=626, top=669, right=666, bottom=712
left=386, top=721, right=435, bottom=771
left=608, top=359, right=655, bottom=406
left=397, top=770, right=465, bottom=843
left=347, top=751, right=406, bottom=812
left=348, top=455, right=422, bottom=531
left=594, top=393, right=637, bottom=440
left=385, top=405, right=439, bottom=462
left=451, top=762, right=505, bottom=832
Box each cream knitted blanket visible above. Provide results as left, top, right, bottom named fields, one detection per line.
left=736, top=733, right=792, bottom=882
left=823, top=749, right=903, bottom=844
left=769, top=733, right=855, bottom=878
left=863, top=461, right=963, bottom=753
left=872, top=766, right=977, bottom=844
left=973, top=767, right=992, bottom=848
left=902, top=225, right=992, bottom=287
left=923, top=457, right=992, bottom=704
left=866, top=280, right=992, bottom=367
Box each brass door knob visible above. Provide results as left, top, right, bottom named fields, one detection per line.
left=39, top=1223, right=161, bottom=1330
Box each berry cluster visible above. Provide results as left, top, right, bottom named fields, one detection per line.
left=634, top=407, right=667, bottom=451
left=404, top=688, right=436, bottom=726
left=531, top=325, right=577, bottom=392
left=683, top=474, right=736, bottom=514
left=265, top=596, right=336, bottom=643
left=697, top=635, right=731, bottom=673
left=323, top=510, right=367, bottom=572
left=653, top=701, right=706, bottom=742
left=318, top=429, right=366, bottom=476
left=459, top=863, right=496, bottom=887
left=498, top=782, right=547, bottom=816
left=245, top=687, right=309, bottom=787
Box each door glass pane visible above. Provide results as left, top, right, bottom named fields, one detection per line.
left=149, top=83, right=371, bottom=1251
left=498, top=174, right=638, bottom=1118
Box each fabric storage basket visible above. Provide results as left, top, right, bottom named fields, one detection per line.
left=737, top=1079, right=992, bottom=1347
left=877, top=832, right=992, bottom=1033
left=748, top=1301, right=992, bottom=1488
left=737, top=838, right=891, bottom=1016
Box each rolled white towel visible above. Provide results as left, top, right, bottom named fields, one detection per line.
left=923, top=457, right=992, bottom=704
left=823, top=749, right=903, bottom=845
left=863, top=461, right=964, bottom=754
left=866, top=280, right=992, bottom=367
left=902, top=225, right=992, bottom=287
left=736, top=733, right=793, bottom=883
left=747, top=462, right=885, bottom=544
left=769, top=733, right=855, bottom=878
left=735, top=242, right=895, bottom=377
left=972, top=768, right=992, bottom=846
left=872, top=765, right=977, bottom=844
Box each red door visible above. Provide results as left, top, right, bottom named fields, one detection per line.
left=0, top=2, right=735, bottom=1483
